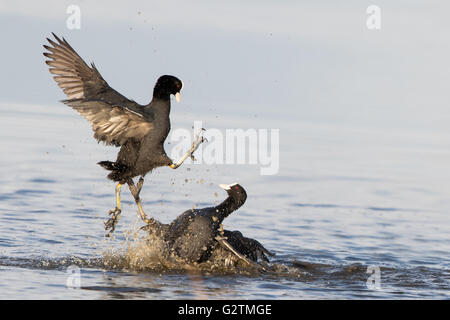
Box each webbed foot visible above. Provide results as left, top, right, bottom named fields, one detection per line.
left=104, top=207, right=122, bottom=237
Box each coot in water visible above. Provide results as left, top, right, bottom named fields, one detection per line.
left=43, top=34, right=204, bottom=236
left=143, top=183, right=273, bottom=269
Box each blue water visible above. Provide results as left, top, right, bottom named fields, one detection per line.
left=1, top=1, right=450, bottom=299
left=0, top=102, right=449, bottom=299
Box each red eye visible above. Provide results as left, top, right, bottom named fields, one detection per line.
left=234, top=186, right=239, bottom=190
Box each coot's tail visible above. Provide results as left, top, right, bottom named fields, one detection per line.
left=97, top=161, right=128, bottom=182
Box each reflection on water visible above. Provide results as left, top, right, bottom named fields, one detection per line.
left=0, top=103, right=449, bottom=299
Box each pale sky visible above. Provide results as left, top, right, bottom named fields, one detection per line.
left=1, top=1, right=449, bottom=132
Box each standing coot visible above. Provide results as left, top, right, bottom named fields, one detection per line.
left=43, top=34, right=204, bottom=236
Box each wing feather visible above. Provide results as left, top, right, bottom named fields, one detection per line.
left=64, top=99, right=153, bottom=146
left=43, top=33, right=140, bottom=109
left=43, top=33, right=156, bottom=147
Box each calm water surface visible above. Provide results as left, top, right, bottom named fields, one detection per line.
left=0, top=103, right=449, bottom=299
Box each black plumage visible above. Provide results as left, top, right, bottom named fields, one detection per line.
left=43, top=33, right=202, bottom=236
left=221, top=230, right=272, bottom=263
left=143, top=183, right=273, bottom=267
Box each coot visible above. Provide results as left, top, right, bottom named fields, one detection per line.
left=43, top=34, right=204, bottom=236
left=143, top=183, right=273, bottom=269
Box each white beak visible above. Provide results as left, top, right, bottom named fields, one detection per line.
left=175, top=92, right=181, bottom=103
left=219, top=183, right=238, bottom=190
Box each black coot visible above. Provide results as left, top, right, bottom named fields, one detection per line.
left=144, top=183, right=273, bottom=268
left=43, top=34, right=204, bottom=236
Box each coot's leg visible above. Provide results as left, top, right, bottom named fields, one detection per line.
left=169, top=129, right=206, bottom=169
left=127, top=177, right=165, bottom=234
left=135, top=176, right=144, bottom=195
left=104, top=183, right=122, bottom=237
left=127, top=177, right=151, bottom=225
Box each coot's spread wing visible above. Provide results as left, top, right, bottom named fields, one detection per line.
left=44, top=33, right=133, bottom=105
left=222, top=230, right=274, bottom=262
left=63, top=99, right=153, bottom=146
left=44, top=33, right=155, bottom=146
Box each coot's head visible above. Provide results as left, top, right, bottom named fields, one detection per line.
left=219, top=183, right=247, bottom=206
left=153, top=75, right=183, bottom=102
